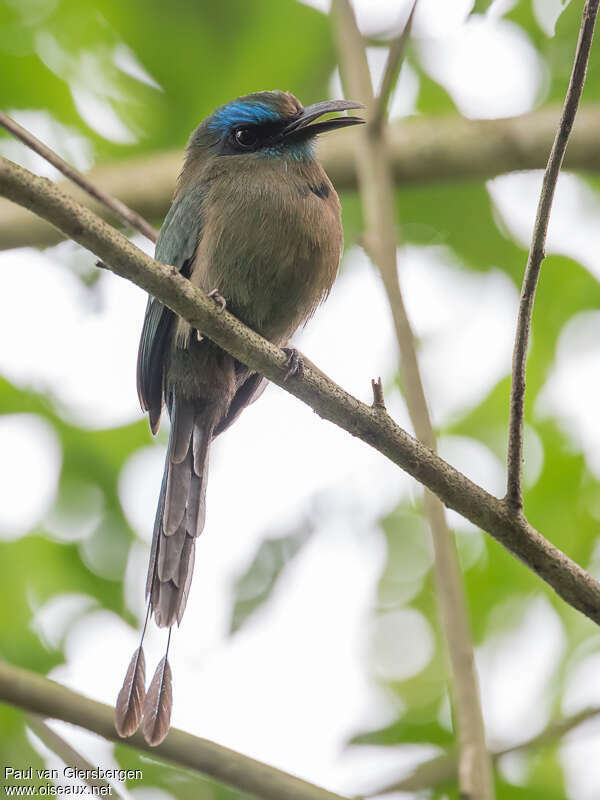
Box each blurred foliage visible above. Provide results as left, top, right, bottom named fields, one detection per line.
left=0, top=0, right=333, bottom=157
left=229, top=518, right=313, bottom=634
left=1, top=0, right=599, bottom=798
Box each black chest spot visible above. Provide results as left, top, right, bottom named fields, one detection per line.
left=309, top=181, right=330, bottom=200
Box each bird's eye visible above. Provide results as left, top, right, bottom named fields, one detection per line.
left=233, top=127, right=258, bottom=149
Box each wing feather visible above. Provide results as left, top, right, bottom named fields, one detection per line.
left=136, top=185, right=205, bottom=429
left=213, top=369, right=268, bottom=438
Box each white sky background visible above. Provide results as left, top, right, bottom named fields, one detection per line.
left=1, top=0, right=600, bottom=797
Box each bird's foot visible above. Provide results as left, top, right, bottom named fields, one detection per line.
left=282, top=347, right=304, bottom=381
left=197, top=291, right=226, bottom=341
left=207, top=289, right=226, bottom=313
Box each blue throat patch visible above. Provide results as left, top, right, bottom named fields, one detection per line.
left=261, top=140, right=314, bottom=160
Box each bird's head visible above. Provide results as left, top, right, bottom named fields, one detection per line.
left=187, top=90, right=364, bottom=161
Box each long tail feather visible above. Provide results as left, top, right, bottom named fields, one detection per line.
left=158, top=522, right=187, bottom=583
left=114, top=646, right=146, bottom=737
left=141, top=654, right=172, bottom=746
left=170, top=394, right=194, bottom=463
left=163, top=449, right=192, bottom=534
left=176, top=534, right=196, bottom=624
left=146, top=394, right=213, bottom=629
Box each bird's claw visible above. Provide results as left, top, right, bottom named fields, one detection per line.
left=207, top=289, right=226, bottom=313
left=282, top=347, right=304, bottom=381
left=197, top=290, right=226, bottom=340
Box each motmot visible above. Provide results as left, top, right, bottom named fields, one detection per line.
left=115, top=90, right=364, bottom=745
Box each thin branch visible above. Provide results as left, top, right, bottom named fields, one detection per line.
left=5, top=104, right=600, bottom=250
left=506, top=0, right=599, bottom=510
left=0, top=111, right=158, bottom=243
left=370, top=0, right=417, bottom=133
left=1, top=154, right=600, bottom=625
left=496, top=704, right=600, bottom=756
left=367, top=705, right=600, bottom=796
left=331, top=2, right=493, bottom=798
left=25, top=714, right=118, bottom=796
left=0, top=661, right=349, bottom=800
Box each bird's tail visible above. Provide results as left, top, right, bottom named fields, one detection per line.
left=146, top=392, right=213, bottom=628
left=115, top=393, right=213, bottom=746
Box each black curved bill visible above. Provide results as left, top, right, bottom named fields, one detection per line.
left=283, top=99, right=365, bottom=138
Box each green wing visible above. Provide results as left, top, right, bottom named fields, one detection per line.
left=136, top=185, right=205, bottom=433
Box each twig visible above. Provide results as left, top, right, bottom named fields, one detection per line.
left=367, top=705, right=600, bottom=796
left=371, top=377, right=386, bottom=409
left=331, top=2, right=493, bottom=797
left=6, top=105, right=600, bottom=250
left=25, top=714, right=118, bottom=795
left=0, top=111, right=158, bottom=243
left=1, top=154, right=600, bottom=625
left=0, top=661, right=349, bottom=800
left=496, top=704, right=600, bottom=756
left=506, top=0, right=599, bottom=510
left=370, top=0, right=417, bottom=133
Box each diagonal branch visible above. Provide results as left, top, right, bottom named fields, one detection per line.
left=367, top=704, right=600, bottom=796
left=0, top=660, right=347, bottom=800
left=25, top=714, right=118, bottom=796
left=506, top=0, right=599, bottom=510
left=331, top=2, right=493, bottom=797
left=1, top=154, right=600, bottom=625
left=0, top=111, right=158, bottom=243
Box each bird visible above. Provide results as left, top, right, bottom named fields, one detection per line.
left=114, top=90, right=364, bottom=746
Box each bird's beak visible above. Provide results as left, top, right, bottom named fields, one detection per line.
left=282, top=100, right=365, bottom=138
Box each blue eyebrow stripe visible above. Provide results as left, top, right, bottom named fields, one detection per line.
left=207, top=101, right=281, bottom=132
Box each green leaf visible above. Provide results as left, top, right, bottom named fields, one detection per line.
left=229, top=519, right=313, bottom=634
